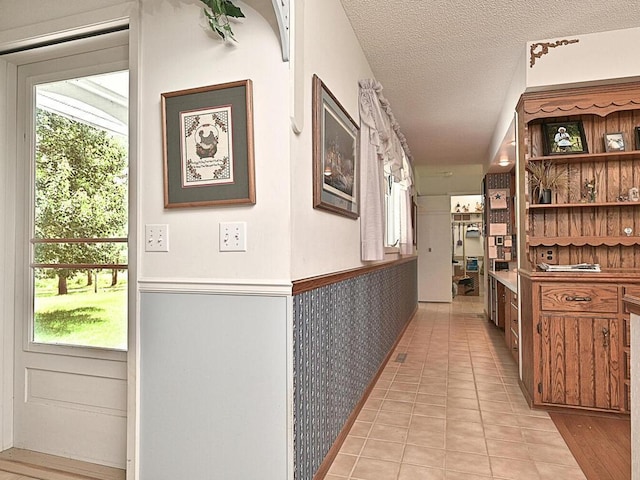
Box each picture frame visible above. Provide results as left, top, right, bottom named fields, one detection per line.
left=541, top=121, right=588, bottom=156
left=312, top=74, right=359, bottom=218
left=488, top=189, right=508, bottom=210
left=162, top=80, right=255, bottom=208
left=635, top=127, right=640, bottom=150
left=604, top=132, right=625, bottom=152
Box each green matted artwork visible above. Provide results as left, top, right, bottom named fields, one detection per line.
left=161, top=80, right=255, bottom=208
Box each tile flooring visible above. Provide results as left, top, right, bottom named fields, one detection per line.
left=325, top=296, right=586, bottom=480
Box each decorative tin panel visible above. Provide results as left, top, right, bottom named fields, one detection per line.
left=292, top=260, right=417, bottom=480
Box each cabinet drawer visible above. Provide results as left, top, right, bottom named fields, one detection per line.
left=623, top=285, right=640, bottom=313
left=540, top=284, right=618, bottom=313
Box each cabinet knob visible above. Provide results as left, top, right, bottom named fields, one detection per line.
left=566, top=295, right=592, bottom=302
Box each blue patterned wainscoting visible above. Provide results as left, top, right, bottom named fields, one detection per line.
left=292, top=259, right=418, bottom=480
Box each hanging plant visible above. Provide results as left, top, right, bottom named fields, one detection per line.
left=199, top=0, right=245, bottom=42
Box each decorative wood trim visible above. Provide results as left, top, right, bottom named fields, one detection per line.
left=312, top=304, right=418, bottom=480
left=529, top=39, right=579, bottom=68
left=529, top=236, right=640, bottom=247
left=292, top=255, right=417, bottom=295
left=519, top=81, right=640, bottom=123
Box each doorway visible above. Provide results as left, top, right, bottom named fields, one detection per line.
left=9, top=33, right=129, bottom=469
left=451, top=194, right=484, bottom=298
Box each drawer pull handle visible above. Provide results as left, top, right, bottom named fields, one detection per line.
left=566, top=295, right=592, bottom=302
left=603, top=327, right=610, bottom=348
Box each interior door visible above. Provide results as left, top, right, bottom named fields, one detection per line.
left=417, top=196, right=453, bottom=302
left=12, top=34, right=129, bottom=468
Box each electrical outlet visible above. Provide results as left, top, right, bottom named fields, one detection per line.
left=219, top=222, right=247, bottom=252
left=540, top=247, right=556, bottom=263
left=145, top=224, right=169, bottom=252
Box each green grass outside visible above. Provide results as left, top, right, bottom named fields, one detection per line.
left=34, top=271, right=128, bottom=350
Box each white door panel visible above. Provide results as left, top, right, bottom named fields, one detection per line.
left=13, top=35, right=128, bottom=468
left=418, top=211, right=453, bottom=302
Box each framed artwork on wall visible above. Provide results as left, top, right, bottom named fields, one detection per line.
left=542, top=121, right=588, bottom=156
left=312, top=74, right=359, bottom=219
left=161, top=80, right=255, bottom=208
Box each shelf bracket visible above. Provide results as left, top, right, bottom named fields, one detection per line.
left=271, top=0, right=290, bottom=62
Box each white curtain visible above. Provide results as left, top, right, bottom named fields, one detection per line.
left=358, top=79, right=415, bottom=261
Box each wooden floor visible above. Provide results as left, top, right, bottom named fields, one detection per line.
left=0, top=449, right=124, bottom=480
left=550, top=411, right=631, bottom=480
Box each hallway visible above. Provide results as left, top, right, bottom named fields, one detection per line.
left=325, top=296, right=586, bottom=480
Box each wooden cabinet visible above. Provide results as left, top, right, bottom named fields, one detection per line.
left=521, top=274, right=638, bottom=413
left=539, top=313, right=621, bottom=411
left=516, top=82, right=640, bottom=414
left=509, top=289, right=519, bottom=365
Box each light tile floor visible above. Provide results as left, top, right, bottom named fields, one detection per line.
left=325, top=296, right=586, bottom=480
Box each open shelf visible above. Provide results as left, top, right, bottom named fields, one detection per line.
left=529, top=201, right=640, bottom=209
left=527, top=150, right=640, bottom=163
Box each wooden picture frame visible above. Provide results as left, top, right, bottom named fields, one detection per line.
left=542, top=121, right=588, bottom=156
left=312, top=75, right=359, bottom=218
left=604, top=132, right=625, bottom=152
left=162, top=80, right=255, bottom=208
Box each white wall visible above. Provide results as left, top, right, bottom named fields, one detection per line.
left=526, top=27, right=640, bottom=90
left=290, top=0, right=375, bottom=280
left=138, top=0, right=291, bottom=282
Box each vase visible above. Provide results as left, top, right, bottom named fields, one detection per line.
left=539, top=188, right=552, bottom=204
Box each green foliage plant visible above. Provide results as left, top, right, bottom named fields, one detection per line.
left=199, top=0, right=245, bottom=42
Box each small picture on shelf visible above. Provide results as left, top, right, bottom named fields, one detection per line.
left=541, top=121, right=588, bottom=156
left=604, top=132, right=625, bottom=152
left=635, top=127, right=640, bottom=150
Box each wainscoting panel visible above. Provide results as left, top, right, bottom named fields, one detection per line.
left=293, top=260, right=417, bottom=480
left=139, top=291, right=289, bottom=480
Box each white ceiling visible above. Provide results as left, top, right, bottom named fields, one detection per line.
left=340, top=0, right=640, bottom=171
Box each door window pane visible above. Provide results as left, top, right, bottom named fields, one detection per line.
left=33, top=71, right=128, bottom=350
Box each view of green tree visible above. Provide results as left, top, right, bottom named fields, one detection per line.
left=35, top=109, right=128, bottom=295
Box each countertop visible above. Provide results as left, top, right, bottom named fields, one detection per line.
left=489, top=269, right=518, bottom=293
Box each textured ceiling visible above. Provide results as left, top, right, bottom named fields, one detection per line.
left=340, top=0, right=640, bottom=169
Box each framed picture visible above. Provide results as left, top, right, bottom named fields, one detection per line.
left=162, top=80, right=255, bottom=208
left=635, top=127, right=640, bottom=150
left=604, top=132, right=625, bottom=152
left=312, top=74, right=359, bottom=218
left=542, top=121, right=588, bottom=155
left=488, top=189, right=508, bottom=210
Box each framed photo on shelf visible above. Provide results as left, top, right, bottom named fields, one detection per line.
left=488, top=189, right=508, bottom=210
left=312, top=74, right=359, bottom=218
left=604, top=132, right=625, bottom=152
left=635, top=127, right=640, bottom=150
left=541, top=121, right=588, bottom=156
left=161, top=80, right=255, bottom=208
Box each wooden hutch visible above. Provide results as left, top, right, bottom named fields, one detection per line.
left=517, top=81, right=640, bottom=414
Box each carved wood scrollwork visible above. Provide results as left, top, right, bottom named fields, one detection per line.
left=529, top=39, right=579, bottom=68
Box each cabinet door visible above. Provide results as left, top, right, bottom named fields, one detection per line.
left=539, top=315, right=621, bottom=411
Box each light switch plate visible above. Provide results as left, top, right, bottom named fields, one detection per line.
left=145, top=224, right=169, bottom=252
left=219, top=222, right=247, bottom=252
